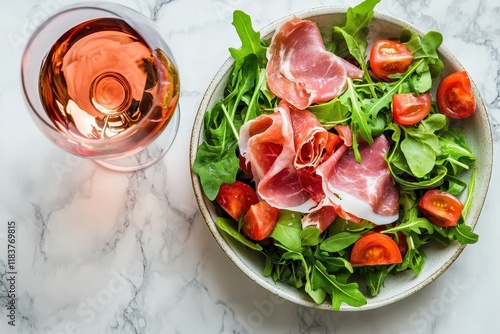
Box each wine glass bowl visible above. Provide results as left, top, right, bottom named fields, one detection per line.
left=21, top=2, right=180, bottom=171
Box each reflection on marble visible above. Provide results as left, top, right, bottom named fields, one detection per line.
left=0, top=0, right=499, bottom=333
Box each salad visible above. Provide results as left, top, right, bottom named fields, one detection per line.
left=193, top=0, right=478, bottom=310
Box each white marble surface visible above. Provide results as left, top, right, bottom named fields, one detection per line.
left=1, top=0, right=499, bottom=333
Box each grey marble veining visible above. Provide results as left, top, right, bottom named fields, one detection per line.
left=1, top=0, right=499, bottom=333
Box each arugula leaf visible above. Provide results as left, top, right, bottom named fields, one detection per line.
left=399, top=114, right=447, bottom=177
left=314, top=249, right=354, bottom=273
left=361, top=266, right=392, bottom=296
left=396, top=233, right=427, bottom=274
left=339, top=79, right=374, bottom=161
left=437, top=128, right=476, bottom=175
left=442, top=175, right=467, bottom=196
left=329, top=218, right=374, bottom=234
left=192, top=142, right=239, bottom=200
left=311, top=262, right=367, bottom=310
left=451, top=223, right=479, bottom=245
left=305, top=281, right=328, bottom=304
left=307, top=98, right=350, bottom=129
left=320, top=231, right=363, bottom=253
left=215, top=217, right=263, bottom=251
left=461, top=167, right=476, bottom=217
left=401, top=28, right=444, bottom=78
left=270, top=210, right=303, bottom=252
left=365, top=59, right=424, bottom=117
left=332, top=0, right=380, bottom=88
left=229, top=10, right=267, bottom=74
left=342, top=0, right=380, bottom=37
left=300, top=226, right=322, bottom=247
left=383, top=209, right=435, bottom=235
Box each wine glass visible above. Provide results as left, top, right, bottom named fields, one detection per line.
left=21, top=2, right=180, bottom=171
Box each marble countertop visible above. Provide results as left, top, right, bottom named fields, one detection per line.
left=1, top=0, right=499, bottom=333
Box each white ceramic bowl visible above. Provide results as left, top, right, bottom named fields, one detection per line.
left=190, top=7, right=493, bottom=311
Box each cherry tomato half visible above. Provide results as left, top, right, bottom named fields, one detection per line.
left=215, top=181, right=259, bottom=221
left=418, top=189, right=464, bottom=227
left=350, top=232, right=403, bottom=266
left=242, top=201, right=280, bottom=241
left=392, top=92, right=432, bottom=125
left=370, top=39, right=413, bottom=81
left=437, top=71, right=476, bottom=119
left=373, top=225, right=408, bottom=256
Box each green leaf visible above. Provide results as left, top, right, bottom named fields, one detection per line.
left=396, top=233, right=427, bottom=274
left=314, top=250, right=354, bottom=273
left=342, top=0, right=380, bottom=37
left=320, top=231, right=363, bottom=253
left=364, top=59, right=424, bottom=118
left=229, top=10, right=267, bottom=71
left=332, top=0, right=380, bottom=90
left=300, top=226, right=322, bottom=247
left=264, top=256, right=273, bottom=276
left=363, top=266, right=391, bottom=297
left=400, top=134, right=438, bottom=177
left=307, top=98, right=350, bottom=130
left=451, top=223, right=479, bottom=245
left=216, top=217, right=263, bottom=251
left=270, top=210, right=303, bottom=252
left=281, top=251, right=304, bottom=262
left=441, top=176, right=467, bottom=196
left=391, top=164, right=448, bottom=190
left=329, top=218, right=374, bottom=234
left=409, top=62, right=432, bottom=93
left=305, top=281, right=327, bottom=304
left=312, top=262, right=366, bottom=311
left=399, top=114, right=447, bottom=178
left=339, top=79, right=374, bottom=161
left=437, top=128, right=476, bottom=175
left=383, top=208, right=435, bottom=235
left=401, top=29, right=444, bottom=78
left=192, top=142, right=239, bottom=200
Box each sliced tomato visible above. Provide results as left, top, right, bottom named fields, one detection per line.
left=437, top=71, right=476, bottom=119
left=241, top=201, right=280, bottom=241
left=215, top=181, right=259, bottom=221
left=373, top=225, right=408, bottom=256
left=392, top=92, right=432, bottom=125
left=370, top=39, right=413, bottom=81
left=418, top=189, right=463, bottom=227
left=350, top=232, right=403, bottom=265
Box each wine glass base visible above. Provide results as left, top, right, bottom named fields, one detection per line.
left=94, top=105, right=180, bottom=172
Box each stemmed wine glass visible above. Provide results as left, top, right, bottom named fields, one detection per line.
left=21, top=2, right=180, bottom=171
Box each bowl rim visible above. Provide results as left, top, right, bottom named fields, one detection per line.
left=190, top=5, right=493, bottom=311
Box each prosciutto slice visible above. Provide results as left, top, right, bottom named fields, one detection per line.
left=289, top=106, right=341, bottom=169
left=239, top=102, right=316, bottom=212
left=266, top=17, right=363, bottom=110
left=239, top=101, right=399, bottom=226
left=302, top=204, right=338, bottom=232
left=317, top=135, right=399, bottom=225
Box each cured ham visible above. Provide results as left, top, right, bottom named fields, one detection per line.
left=289, top=106, right=342, bottom=169
left=302, top=204, right=338, bottom=232
left=317, top=135, right=399, bottom=225
left=239, top=102, right=317, bottom=212
left=240, top=99, right=399, bottom=226
left=240, top=101, right=347, bottom=213
left=266, top=17, right=363, bottom=110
